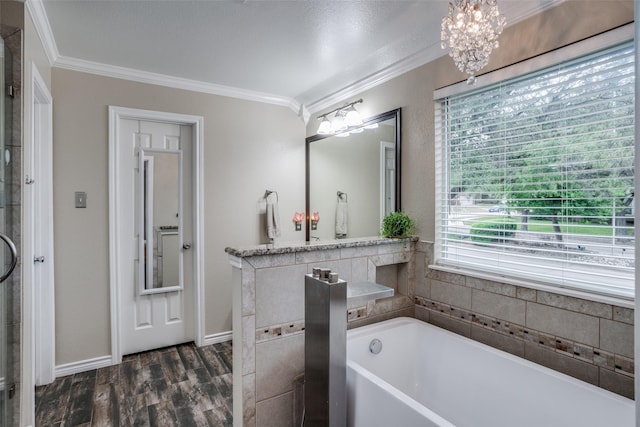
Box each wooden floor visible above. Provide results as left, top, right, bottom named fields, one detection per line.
left=35, top=341, right=233, bottom=427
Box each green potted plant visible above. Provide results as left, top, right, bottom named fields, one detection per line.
left=381, top=211, right=415, bottom=238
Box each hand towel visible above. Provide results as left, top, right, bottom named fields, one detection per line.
left=335, top=200, right=348, bottom=238
left=266, top=193, right=281, bottom=240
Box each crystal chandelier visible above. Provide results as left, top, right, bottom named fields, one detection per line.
left=441, top=0, right=506, bottom=81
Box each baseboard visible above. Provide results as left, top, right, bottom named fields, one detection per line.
left=53, top=333, right=232, bottom=377
left=55, top=355, right=112, bottom=378
left=202, top=331, right=232, bottom=346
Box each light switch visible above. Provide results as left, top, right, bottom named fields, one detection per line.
left=75, top=192, right=87, bottom=208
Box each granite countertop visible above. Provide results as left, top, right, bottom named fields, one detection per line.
left=225, top=236, right=417, bottom=258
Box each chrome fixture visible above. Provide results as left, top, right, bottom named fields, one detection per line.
left=441, top=0, right=506, bottom=82
left=316, top=99, right=364, bottom=136
left=369, top=338, right=383, bottom=355
left=304, top=271, right=347, bottom=425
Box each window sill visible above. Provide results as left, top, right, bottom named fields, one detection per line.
left=428, top=263, right=634, bottom=309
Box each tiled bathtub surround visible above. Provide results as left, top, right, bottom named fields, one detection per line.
left=415, top=242, right=634, bottom=399
left=230, top=237, right=632, bottom=427
left=227, top=237, right=417, bottom=427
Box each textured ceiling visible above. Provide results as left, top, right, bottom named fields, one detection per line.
left=40, top=0, right=562, bottom=112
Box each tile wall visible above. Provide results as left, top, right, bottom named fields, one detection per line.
left=230, top=239, right=416, bottom=427
left=230, top=238, right=633, bottom=427
left=414, top=241, right=634, bottom=399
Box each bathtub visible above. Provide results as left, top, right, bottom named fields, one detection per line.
left=346, top=317, right=634, bottom=427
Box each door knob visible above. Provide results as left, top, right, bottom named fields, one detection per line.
left=34, top=256, right=45, bottom=263
left=182, top=242, right=192, bottom=250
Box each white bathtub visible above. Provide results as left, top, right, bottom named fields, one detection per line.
left=346, top=317, right=634, bottom=427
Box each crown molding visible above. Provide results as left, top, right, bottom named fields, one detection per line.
left=509, top=0, right=566, bottom=24
left=25, top=0, right=59, bottom=65
left=305, top=41, right=443, bottom=114
left=55, top=55, right=303, bottom=114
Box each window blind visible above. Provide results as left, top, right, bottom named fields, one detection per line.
left=435, top=41, right=635, bottom=299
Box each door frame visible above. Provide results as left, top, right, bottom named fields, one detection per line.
left=27, top=62, right=55, bottom=385
left=108, top=106, right=205, bottom=364
left=379, top=140, right=395, bottom=224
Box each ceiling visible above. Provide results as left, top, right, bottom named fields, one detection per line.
left=36, top=0, right=562, bottom=115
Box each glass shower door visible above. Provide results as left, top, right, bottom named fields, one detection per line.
left=0, top=33, right=6, bottom=427
left=0, top=228, right=16, bottom=427
left=0, top=27, right=20, bottom=427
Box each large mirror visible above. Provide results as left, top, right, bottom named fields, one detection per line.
left=306, top=108, right=401, bottom=241
left=138, top=148, right=183, bottom=294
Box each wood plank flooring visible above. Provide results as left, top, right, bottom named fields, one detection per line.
left=35, top=341, right=233, bottom=427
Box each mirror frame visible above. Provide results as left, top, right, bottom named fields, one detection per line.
left=305, top=108, right=402, bottom=241
left=137, top=147, right=184, bottom=295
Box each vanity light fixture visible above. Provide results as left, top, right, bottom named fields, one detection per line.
left=441, top=0, right=506, bottom=83
left=315, top=99, right=364, bottom=136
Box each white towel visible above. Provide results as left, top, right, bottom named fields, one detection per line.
left=266, top=193, right=281, bottom=240
left=335, top=200, right=348, bottom=237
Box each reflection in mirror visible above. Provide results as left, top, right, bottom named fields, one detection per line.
left=306, top=108, right=401, bottom=241
left=138, top=148, right=183, bottom=294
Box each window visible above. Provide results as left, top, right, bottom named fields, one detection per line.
left=435, top=37, right=634, bottom=300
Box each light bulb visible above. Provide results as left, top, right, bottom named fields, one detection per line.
left=317, top=117, right=332, bottom=134
left=331, top=111, right=347, bottom=133
left=345, top=106, right=363, bottom=127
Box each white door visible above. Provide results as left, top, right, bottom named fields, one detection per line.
left=117, top=118, right=195, bottom=355
left=27, top=64, right=55, bottom=385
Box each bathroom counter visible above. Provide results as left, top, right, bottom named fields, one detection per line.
left=225, top=235, right=417, bottom=258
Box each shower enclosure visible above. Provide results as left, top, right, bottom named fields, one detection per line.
left=0, top=23, right=22, bottom=427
